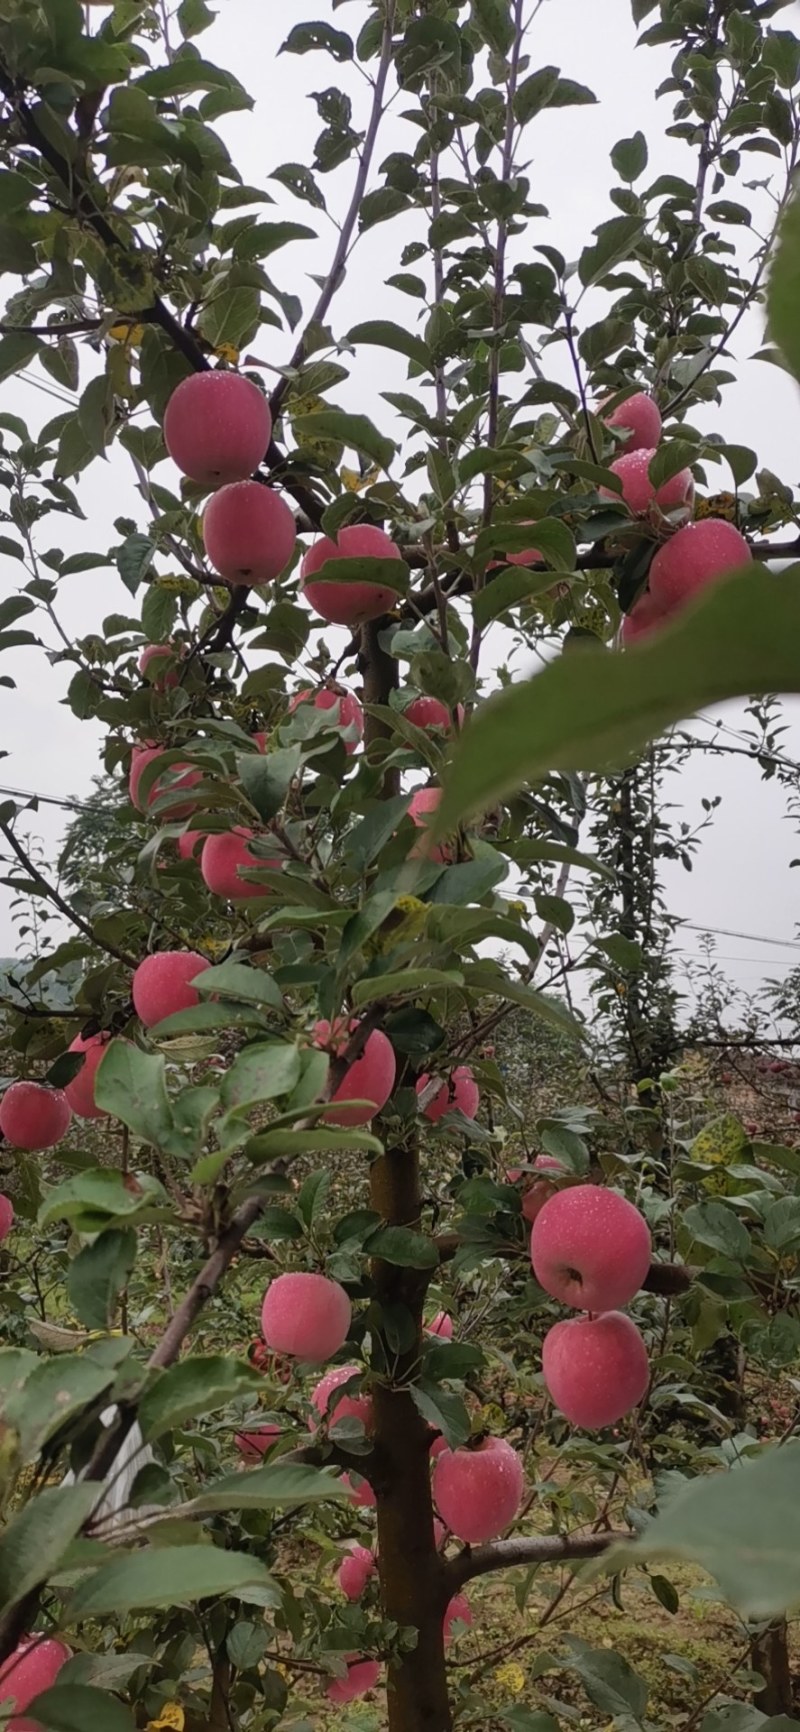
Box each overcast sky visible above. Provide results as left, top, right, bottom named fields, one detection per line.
left=1, top=0, right=800, bottom=1019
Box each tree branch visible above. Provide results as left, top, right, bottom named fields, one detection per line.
left=0, top=821, right=137, bottom=968
left=445, top=1529, right=624, bottom=1592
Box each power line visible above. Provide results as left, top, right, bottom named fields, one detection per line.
left=683, top=922, right=800, bottom=951
left=0, top=783, right=96, bottom=814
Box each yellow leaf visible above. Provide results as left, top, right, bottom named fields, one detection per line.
left=214, top=342, right=240, bottom=365
left=147, top=1707, right=184, bottom=1732
left=108, top=320, right=146, bottom=345
left=494, top=1660, right=526, bottom=1693
left=341, top=463, right=380, bottom=493
left=690, top=1112, right=747, bottom=1168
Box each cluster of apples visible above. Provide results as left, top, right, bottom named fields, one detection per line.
left=532, top=1185, right=651, bottom=1428
left=601, top=391, right=752, bottom=644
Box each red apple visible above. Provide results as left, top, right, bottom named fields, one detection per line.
left=403, top=695, right=464, bottom=732
left=234, top=1424, right=281, bottom=1462
left=416, top=1065, right=479, bottom=1123
left=620, top=590, right=668, bottom=646
left=164, top=371, right=271, bottom=487
left=0, top=1195, right=13, bottom=1241
left=177, top=828, right=206, bottom=860
left=427, top=1311, right=453, bottom=1339
left=531, top=1184, right=651, bottom=1312
left=648, top=518, right=752, bottom=615
left=301, top=523, right=402, bottom=625
left=346, top=1472, right=377, bottom=1509
left=132, top=950, right=210, bottom=1028
left=0, top=1636, right=71, bottom=1729
left=63, top=1032, right=110, bottom=1121
left=288, top=686, right=364, bottom=755
left=128, top=746, right=201, bottom=817
left=203, top=479, right=296, bottom=586
left=602, top=391, right=662, bottom=453
left=0, top=1082, right=71, bottom=1151
left=542, top=1310, right=650, bottom=1428
left=603, top=448, right=693, bottom=517
left=408, top=786, right=450, bottom=864
left=261, top=1272, right=351, bottom=1362
left=325, top=1657, right=380, bottom=1705
left=337, top=1544, right=375, bottom=1601
left=314, top=1017, right=396, bottom=1128
left=433, top=1437, right=524, bottom=1543
left=201, top=828, right=282, bottom=900
left=309, top=1365, right=373, bottom=1432
left=443, top=1592, right=473, bottom=1645
left=138, top=643, right=179, bottom=689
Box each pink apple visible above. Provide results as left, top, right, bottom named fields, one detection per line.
left=408, top=786, right=451, bottom=864
left=261, top=1272, right=351, bottom=1362
left=337, top=1544, right=375, bottom=1601
left=620, top=590, right=668, bottom=646
left=0, top=1195, right=14, bottom=1241
left=164, top=370, right=271, bottom=487
left=403, top=695, right=464, bottom=732
left=648, top=518, right=752, bottom=615
left=346, top=1472, right=377, bottom=1509
left=429, top=1435, right=449, bottom=1461
left=203, top=479, right=297, bottom=586
left=602, top=448, right=693, bottom=517
left=0, top=1082, right=71, bottom=1151
left=201, top=828, right=282, bottom=900
left=602, top=391, right=662, bottom=454
left=325, top=1657, right=380, bottom=1704
left=234, top=1424, right=281, bottom=1462
left=0, top=1636, right=71, bottom=1729
left=138, top=643, right=179, bottom=689
left=427, top=1312, right=453, bottom=1339
left=288, top=686, right=364, bottom=754
left=129, top=746, right=201, bottom=816
left=416, top=1065, right=479, bottom=1123
left=63, top=1032, right=110, bottom=1121
left=443, top=1592, right=473, bottom=1645
left=542, top=1310, right=650, bottom=1428
left=314, top=1017, right=396, bottom=1127
left=177, top=828, right=206, bottom=860
left=531, top=1184, right=651, bottom=1312
left=301, top=523, right=402, bottom=625
left=433, top=1436, right=524, bottom=1543
left=509, top=1153, right=565, bottom=1225
left=132, top=950, right=210, bottom=1028
left=310, top=1365, right=373, bottom=1432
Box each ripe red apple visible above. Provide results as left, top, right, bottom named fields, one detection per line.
left=433, top=1436, right=524, bottom=1543
left=416, top=1065, right=479, bottom=1122
left=163, top=371, right=271, bottom=487
left=325, top=1656, right=380, bottom=1705
left=314, top=1017, right=396, bottom=1127
left=508, top=1153, right=565, bottom=1225
left=602, top=391, right=662, bottom=453
left=603, top=448, right=693, bottom=517
left=0, top=1195, right=14, bottom=1241
left=301, top=523, right=402, bottom=625
left=132, top=950, right=210, bottom=1028
left=63, top=1032, right=110, bottom=1121
left=261, top=1272, right=351, bottom=1362
left=138, top=643, right=179, bottom=689
left=234, top=1424, right=281, bottom=1462
left=0, top=1082, right=71, bottom=1151
left=288, top=686, right=364, bottom=754
left=505, top=541, right=543, bottom=567
left=648, top=518, right=752, bottom=615
left=346, top=1472, right=377, bottom=1509
left=177, top=828, right=206, bottom=860
left=427, top=1311, right=453, bottom=1339
left=309, top=1365, right=373, bottom=1432
left=531, top=1184, right=651, bottom=1312
left=443, top=1592, right=473, bottom=1645
left=337, top=1544, right=375, bottom=1601
left=129, top=746, right=201, bottom=816
left=620, top=590, right=668, bottom=646
left=203, top=479, right=297, bottom=586
left=403, top=695, right=464, bottom=732
left=201, top=829, right=281, bottom=900
left=0, top=1636, right=72, bottom=1729
left=542, top=1310, right=650, bottom=1428
left=408, top=786, right=450, bottom=864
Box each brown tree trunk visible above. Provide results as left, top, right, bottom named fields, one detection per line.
left=369, top=1141, right=453, bottom=1732
left=751, top=1619, right=793, bottom=1716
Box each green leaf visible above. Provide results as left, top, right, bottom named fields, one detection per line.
left=473, top=566, right=560, bottom=630
left=648, top=441, right=698, bottom=489
left=0, top=331, right=41, bottom=384
left=292, top=410, right=395, bottom=470
left=0, top=170, right=37, bottom=214
left=602, top=1442, right=800, bottom=1618
left=271, top=162, right=326, bottom=210
left=236, top=745, right=301, bottom=822
left=178, top=0, right=215, bottom=36
left=25, top=1685, right=134, bottom=1732
left=188, top=1462, right=346, bottom=1512
left=245, top=1124, right=383, bottom=1161
left=578, top=215, right=645, bottom=287
left=193, top=960, right=284, bottom=1009
left=221, top=1041, right=302, bottom=1112
left=611, top=131, right=648, bottom=182
left=67, top=1229, right=136, bottom=1331
left=411, top=1383, right=471, bottom=1447
left=432, top=565, right=800, bottom=836
left=116, top=533, right=155, bottom=595
left=68, top=1545, right=276, bottom=1619
left=303, top=555, right=408, bottom=597
left=514, top=66, right=560, bottom=123
left=768, top=190, right=800, bottom=383
left=282, top=21, right=353, bottom=59
left=39, top=1169, right=168, bottom=1233
left=683, top=1200, right=751, bottom=1261
left=359, top=187, right=410, bottom=231
left=563, top=1637, right=648, bottom=1722
left=0, top=1485, right=96, bottom=1605
left=343, top=795, right=411, bottom=872
left=94, top=1042, right=199, bottom=1159
left=474, top=518, right=576, bottom=572
left=348, top=320, right=430, bottom=370
left=471, top=0, right=514, bottom=54
left=365, top=1226, right=438, bottom=1268
left=139, top=1356, right=262, bottom=1441
left=199, top=285, right=260, bottom=352
left=3, top=1357, right=116, bottom=1461
left=352, top=969, right=462, bottom=1007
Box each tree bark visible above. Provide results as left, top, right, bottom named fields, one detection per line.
left=369, top=1142, right=453, bottom=1732
left=751, top=1619, right=793, bottom=1716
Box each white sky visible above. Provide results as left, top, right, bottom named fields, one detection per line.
left=2, top=0, right=800, bottom=1018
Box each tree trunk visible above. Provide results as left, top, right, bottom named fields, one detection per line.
left=369, top=1141, right=453, bottom=1732
left=751, top=1619, right=793, bottom=1716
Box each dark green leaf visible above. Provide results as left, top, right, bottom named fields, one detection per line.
left=68, top=1545, right=276, bottom=1619
left=194, top=960, right=283, bottom=1009
left=611, top=132, right=648, bottom=182
left=768, top=190, right=800, bottom=383
left=365, top=1226, right=438, bottom=1268
left=348, top=320, right=430, bottom=369
left=139, top=1356, right=262, bottom=1441
left=237, top=745, right=301, bottom=822
left=25, top=1685, right=134, bottom=1732
left=282, top=21, right=353, bottom=59
left=0, top=1485, right=96, bottom=1605
left=190, top=1462, right=345, bottom=1511
left=291, top=409, right=395, bottom=470
left=67, top=1229, right=136, bottom=1331
left=578, top=216, right=645, bottom=287
left=683, top=1200, right=751, bottom=1261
